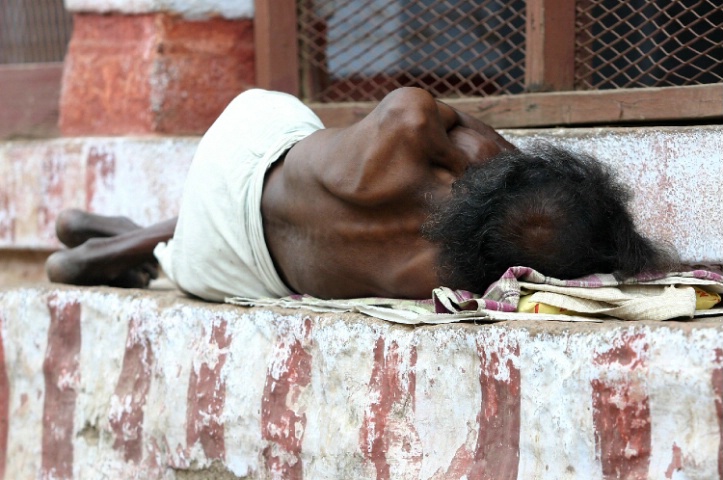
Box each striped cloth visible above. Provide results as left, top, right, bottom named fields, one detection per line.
left=226, top=267, right=723, bottom=324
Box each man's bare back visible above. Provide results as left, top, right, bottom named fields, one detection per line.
left=262, top=88, right=513, bottom=298
left=46, top=87, right=669, bottom=299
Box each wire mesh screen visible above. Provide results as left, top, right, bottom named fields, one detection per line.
left=575, top=0, right=723, bottom=90
left=297, top=0, right=526, bottom=102
left=0, top=0, right=73, bottom=64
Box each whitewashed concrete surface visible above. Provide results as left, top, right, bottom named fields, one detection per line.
left=1, top=285, right=723, bottom=479
left=0, top=137, right=194, bottom=250
left=64, top=0, right=253, bottom=19
left=0, top=126, right=721, bottom=265
left=506, top=126, right=723, bottom=266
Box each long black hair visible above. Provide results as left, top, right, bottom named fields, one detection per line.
left=423, top=145, right=676, bottom=292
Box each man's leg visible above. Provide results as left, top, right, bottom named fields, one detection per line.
left=55, top=208, right=143, bottom=247
left=46, top=215, right=177, bottom=288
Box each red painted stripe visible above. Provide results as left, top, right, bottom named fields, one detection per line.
left=360, top=338, right=393, bottom=480
left=0, top=190, right=15, bottom=242
left=38, top=153, right=65, bottom=241
left=110, top=316, right=154, bottom=463
left=42, top=294, right=82, bottom=480
left=470, top=341, right=521, bottom=480
left=359, top=339, right=421, bottom=480
left=592, top=333, right=651, bottom=480
left=186, top=319, right=232, bottom=461
left=435, top=444, right=475, bottom=479
left=85, top=146, right=116, bottom=211
left=261, top=318, right=313, bottom=480
left=408, top=345, right=418, bottom=406
left=432, top=339, right=521, bottom=479
left=664, top=443, right=683, bottom=479
left=712, top=348, right=723, bottom=480
left=0, top=314, right=10, bottom=479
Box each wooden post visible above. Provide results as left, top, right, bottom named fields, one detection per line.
left=297, top=0, right=329, bottom=102
left=254, top=0, right=299, bottom=95
left=525, top=0, right=577, bottom=92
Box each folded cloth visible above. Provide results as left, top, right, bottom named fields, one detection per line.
left=226, top=267, right=723, bottom=324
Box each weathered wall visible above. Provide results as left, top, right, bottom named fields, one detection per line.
left=1, top=285, right=722, bottom=478
left=1, top=126, right=720, bottom=260
left=0, top=137, right=193, bottom=250
left=61, top=0, right=256, bottom=136
left=59, top=13, right=255, bottom=135
left=508, top=126, right=723, bottom=265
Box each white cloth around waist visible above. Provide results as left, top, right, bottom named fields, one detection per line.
left=154, top=89, right=325, bottom=301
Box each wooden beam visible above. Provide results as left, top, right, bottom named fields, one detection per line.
left=254, top=0, right=299, bottom=95
left=460, top=84, right=723, bottom=128
left=525, top=0, right=577, bottom=92
left=309, top=84, right=723, bottom=129
left=0, top=63, right=62, bottom=139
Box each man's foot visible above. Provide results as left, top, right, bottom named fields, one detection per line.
left=46, top=237, right=158, bottom=288
left=55, top=209, right=142, bottom=248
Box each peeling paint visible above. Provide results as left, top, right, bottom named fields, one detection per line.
left=43, top=149, right=72, bottom=243
left=110, top=315, right=154, bottom=463
left=261, top=317, right=312, bottom=479
left=713, top=349, right=723, bottom=480
left=360, top=338, right=421, bottom=480
left=85, top=146, right=116, bottom=213
left=186, top=318, right=231, bottom=461
left=0, top=313, right=9, bottom=479
left=42, top=294, right=81, bottom=479
left=665, top=443, right=683, bottom=479
left=472, top=338, right=521, bottom=480
left=0, top=188, right=16, bottom=243
left=592, top=332, right=651, bottom=480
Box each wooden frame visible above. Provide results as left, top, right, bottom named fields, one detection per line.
left=250, top=0, right=723, bottom=128
left=254, top=0, right=300, bottom=95
left=464, top=84, right=723, bottom=128
left=310, top=84, right=723, bottom=129
left=0, top=63, right=63, bottom=139
left=525, top=0, right=576, bottom=92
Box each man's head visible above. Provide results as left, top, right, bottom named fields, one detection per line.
left=423, top=145, right=675, bottom=293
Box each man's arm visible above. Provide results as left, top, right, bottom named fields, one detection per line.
left=453, top=107, right=517, bottom=151
left=290, top=88, right=464, bottom=206
left=292, top=88, right=513, bottom=207
left=437, top=101, right=517, bottom=167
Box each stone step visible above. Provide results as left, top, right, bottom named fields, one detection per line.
left=1, top=285, right=722, bottom=478
left=0, top=125, right=721, bottom=285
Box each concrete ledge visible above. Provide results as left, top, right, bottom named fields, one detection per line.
left=1, top=126, right=721, bottom=263
left=1, top=285, right=723, bottom=478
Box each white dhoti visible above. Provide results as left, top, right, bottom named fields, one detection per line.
left=154, top=89, right=324, bottom=301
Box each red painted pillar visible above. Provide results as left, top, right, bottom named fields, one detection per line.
left=60, top=13, right=256, bottom=136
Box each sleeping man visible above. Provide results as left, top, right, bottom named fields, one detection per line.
left=46, top=87, right=671, bottom=301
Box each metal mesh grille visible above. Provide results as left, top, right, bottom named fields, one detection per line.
left=0, top=0, right=73, bottom=64
left=575, top=0, right=723, bottom=90
left=298, top=0, right=526, bottom=102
